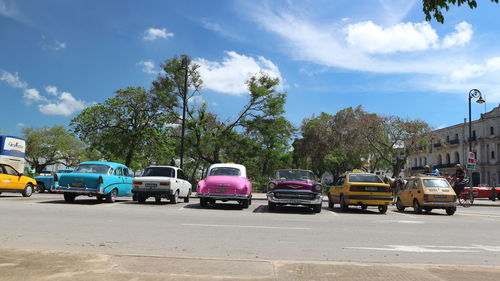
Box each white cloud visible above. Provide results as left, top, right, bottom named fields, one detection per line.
left=201, top=19, right=244, bottom=41
left=0, top=0, right=22, bottom=21
left=38, top=91, right=86, bottom=116
left=188, top=95, right=206, bottom=104
left=0, top=70, right=27, bottom=88
left=16, top=122, right=25, bottom=127
left=137, top=60, right=157, bottom=74
left=23, top=88, right=46, bottom=103
left=441, top=21, right=473, bottom=48
left=346, top=21, right=439, bottom=54
left=194, top=51, right=283, bottom=95
left=52, top=40, right=66, bottom=51
left=143, top=28, right=174, bottom=40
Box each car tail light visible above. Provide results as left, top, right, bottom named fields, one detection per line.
left=98, top=176, right=103, bottom=185
left=133, top=181, right=142, bottom=185
left=350, top=186, right=359, bottom=191
left=160, top=182, right=170, bottom=186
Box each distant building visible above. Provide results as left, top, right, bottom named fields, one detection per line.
left=407, top=105, right=500, bottom=186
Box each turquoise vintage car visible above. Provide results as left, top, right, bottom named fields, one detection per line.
left=35, top=169, right=73, bottom=193
left=53, top=161, right=133, bottom=203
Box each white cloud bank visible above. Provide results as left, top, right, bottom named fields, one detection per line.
left=194, top=51, right=282, bottom=95
left=137, top=60, right=157, bottom=74
left=0, top=70, right=87, bottom=116
left=143, top=28, right=174, bottom=40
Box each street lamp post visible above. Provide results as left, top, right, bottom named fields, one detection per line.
left=467, top=89, right=485, bottom=187
left=180, top=56, right=189, bottom=170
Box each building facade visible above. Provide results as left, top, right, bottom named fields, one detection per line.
left=408, top=105, right=500, bottom=186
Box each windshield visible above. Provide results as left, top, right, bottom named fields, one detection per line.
left=423, top=179, right=449, bottom=188
left=277, top=170, right=314, bottom=181
left=74, top=164, right=112, bottom=175
left=142, top=167, right=175, bottom=177
left=209, top=167, right=241, bottom=176
left=349, top=174, right=383, bottom=183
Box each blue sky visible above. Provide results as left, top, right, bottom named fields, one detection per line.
left=1, top=0, right=500, bottom=136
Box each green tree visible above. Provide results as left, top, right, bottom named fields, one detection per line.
left=71, top=86, right=176, bottom=168
left=423, top=0, right=499, bottom=23
left=23, top=126, right=84, bottom=172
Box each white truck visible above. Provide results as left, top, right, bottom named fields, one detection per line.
left=132, top=166, right=192, bottom=204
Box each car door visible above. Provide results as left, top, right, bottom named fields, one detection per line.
left=3, top=164, right=23, bottom=190
left=399, top=180, right=410, bottom=206
left=176, top=169, right=187, bottom=196
left=122, top=167, right=133, bottom=196
left=330, top=176, right=344, bottom=203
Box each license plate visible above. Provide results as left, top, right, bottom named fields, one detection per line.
left=71, top=182, right=84, bottom=187
left=365, top=187, right=378, bottom=191
left=288, top=200, right=302, bottom=204
left=434, top=195, right=447, bottom=198
left=145, top=183, right=158, bottom=189
left=215, top=188, right=227, bottom=193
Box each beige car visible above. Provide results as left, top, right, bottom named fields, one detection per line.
left=395, top=175, right=457, bottom=215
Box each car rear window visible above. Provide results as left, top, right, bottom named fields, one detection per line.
left=349, top=174, right=383, bottom=183
left=142, top=167, right=175, bottom=177
left=209, top=167, right=241, bottom=176
left=423, top=179, right=449, bottom=188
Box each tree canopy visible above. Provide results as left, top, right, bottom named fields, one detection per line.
left=423, top=0, right=499, bottom=23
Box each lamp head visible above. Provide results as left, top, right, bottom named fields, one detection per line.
left=476, top=96, right=485, bottom=104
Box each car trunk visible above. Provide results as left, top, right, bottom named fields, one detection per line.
left=205, top=176, right=241, bottom=195
left=59, top=173, right=100, bottom=189
left=424, top=187, right=456, bottom=202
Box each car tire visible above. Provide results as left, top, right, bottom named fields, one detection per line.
left=396, top=197, right=405, bottom=212
left=169, top=190, right=179, bottom=204
left=63, top=193, right=76, bottom=203
left=313, top=203, right=322, bottom=213
left=361, top=205, right=368, bottom=210
left=268, top=201, right=276, bottom=211
left=413, top=199, right=422, bottom=214
left=184, top=189, right=191, bottom=203
left=446, top=206, right=456, bottom=216
left=22, top=184, right=34, bottom=197
left=241, top=199, right=249, bottom=209
left=424, top=207, right=432, bottom=213
left=37, top=182, right=45, bottom=193
left=378, top=205, right=388, bottom=214
left=200, top=198, right=208, bottom=207
left=155, top=197, right=161, bottom=204
left=328, top=194, right=334, bottom=208
left=105, top=189, right=117, bottom=203
left=248, top=196, right=252, bottom=206
left=137, top=194, right=146, bottom=203
left=340, top=195, right=349, bottom=211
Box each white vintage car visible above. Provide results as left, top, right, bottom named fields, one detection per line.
left=132, top=166, right=192, bottom=204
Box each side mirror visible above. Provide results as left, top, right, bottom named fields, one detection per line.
left=19, top=173, right=24, bottom=177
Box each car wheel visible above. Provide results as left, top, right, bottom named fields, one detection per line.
left=268, top=201, right=276, bottom=211
left=137, top=194, right=146, bottom=203
left=413, top=199, right=422, bottom=214
left=248, top=196, right=252, bottom=206
left=361, top=205, right=368, bottom=210
left=105, top=189, right=117, bottom=203
left=63, top=193, right=76, bottom=203
left=200, top=198, right=208, bottom=207
left=340, top=195, right=349, bottom=211
left=169, top=190, right=179, bottom=204
left=313, top=203, right=322, bottom=213
left=424, top=207, right=432, bottom=213
left=155, top=197, right=161, bottom=204
left=132, top=193, right=138, bottom=201
left=446, top=206, right=456, bottom=216
left=37, top=182, right=45, bottom=193
left=241, top=199, right=249, bottom=209
left=396, top=197, right=405, bottom=212
left=22, top=184, right=34, bottom=197
left=184, top=189, right=191, bottom=203
left=378, top=205, right=388, bottom=214
left=328, top=194, right=334, bottom=208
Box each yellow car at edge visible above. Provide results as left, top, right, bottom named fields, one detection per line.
left=328, top=170, right=392, bottom=214
left=0, top=162, right=37, bottom=197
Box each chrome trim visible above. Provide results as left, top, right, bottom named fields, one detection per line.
left=53, top=186, right=102, bottom=194
left=422, top=201, right=457, bottom=206
left=267, top=191, right=323, bottom=204
left=197, top=193, right=250, bottom=200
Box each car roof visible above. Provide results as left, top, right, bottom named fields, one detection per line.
left=145, top=166, right=178, bottom=169
left=78, top=161, right=127, bottom=168
left=208, top=163, right=247, bottom=178
left=276, top=169, right=313, bottom=173
left=0, top=162, right=18, bottom=171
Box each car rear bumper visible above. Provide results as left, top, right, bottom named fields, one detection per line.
left=267, top=191, right=323, bottom=205
left=53, top=186, right=102, bottom=195
left=345, top=195, right=392, bottom=206
left=133, top=188, right=173, bottom=196
left=197, top=193, right=250, bottom=200
left=422, top=201, right=457, bottom=207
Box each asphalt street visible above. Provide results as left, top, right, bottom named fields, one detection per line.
left=1, top=193, right=500, bottom=280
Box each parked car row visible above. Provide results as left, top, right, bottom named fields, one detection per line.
left=1, top=161, right=462, bottom=216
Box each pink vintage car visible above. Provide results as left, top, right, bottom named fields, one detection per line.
left=197, top=163, right=252, bottom=208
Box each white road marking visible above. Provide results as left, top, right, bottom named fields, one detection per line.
left=328, top=211, right=339, bottom=216
left=458, top=212, right=500, bottom=218
left=182, top=223, right=311, bottom=230
left=391, top=211, right=418, bottom=219
left=346, top=245, right=480, bottom=253
left=376, top=220, right=424, bottom=224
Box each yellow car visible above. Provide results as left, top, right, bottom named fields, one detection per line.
left=395, top=175, right=457, bottom=215
left=0, top=162, right=37, bottom=197
left=328, top=171, right=392, bottom=214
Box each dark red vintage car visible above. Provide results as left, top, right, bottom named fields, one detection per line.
left=462, top=184, right=499, bottom=200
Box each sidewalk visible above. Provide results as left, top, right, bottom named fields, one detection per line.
left=2, top=249, right=500, bottom=281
